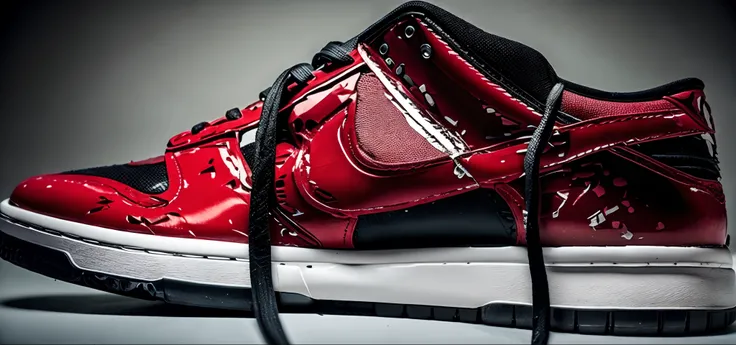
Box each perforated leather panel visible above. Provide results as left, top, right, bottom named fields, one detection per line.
left=354, top=73, right=445, bottom=166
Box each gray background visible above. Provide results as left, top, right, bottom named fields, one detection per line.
left=1, top=0, right=736, bottom=343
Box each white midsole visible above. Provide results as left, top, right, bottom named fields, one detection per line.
left=1, top=200, right=735, bottom=310
left=1, top=199, right=733, bottom=266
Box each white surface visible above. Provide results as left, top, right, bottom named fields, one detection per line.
left=3, top=206, right=736, bottom=311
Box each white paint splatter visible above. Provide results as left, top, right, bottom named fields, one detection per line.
left=219, top=146, right=250, bottom=188
left=604, top=205, right=620, bottom=216
left=151, top=182, right=167, bottom=192
left=552, top=192, right=569, bottom=219
left=621, top=229, right=633, bottom=240
left=588, top=210, right=606, bottom=228
left=572, top=183, right=592, bottom=205
left=279, top=227, right=298, bottom=237
left=232, top=229, right=248, bottom=237
left=454, top=164, right=469, bottom=179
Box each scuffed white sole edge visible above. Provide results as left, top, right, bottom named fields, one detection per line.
left=1, top=201, right=735, bottom=310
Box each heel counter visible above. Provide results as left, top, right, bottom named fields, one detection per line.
left=530, top=87, right=727, bottom=247
left=530, top=150, right=727, bottom=247
left=659, top=89, right=721, bottom=178
left=632, top=88, right=727, bottom=246
left=667, top=89, right=726, bottom=245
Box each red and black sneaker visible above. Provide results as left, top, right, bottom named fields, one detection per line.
left=1, top=1, right=733, bottom=344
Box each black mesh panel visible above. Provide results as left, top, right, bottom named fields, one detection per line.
left=633, top=136, right=720, bottom=180
left=65, top=162, right=169, bottom=195
left=241, top=142, right=256, bottom=168
left=64, top=144, right=256, bottom=195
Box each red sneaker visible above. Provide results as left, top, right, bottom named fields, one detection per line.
left=1, top=1, right=733, bottom=344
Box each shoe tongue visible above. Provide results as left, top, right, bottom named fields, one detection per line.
left=353, top=1, right=557, bottom=104
left=240, top=141, right=256, bottom=168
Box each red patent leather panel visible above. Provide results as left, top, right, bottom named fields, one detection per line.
left=515, top=151, right=726, bottom=247
left=463, top=110, right=708, bottom=185
left=13, top=137, right=254, bottom=242
left=296, top=104, right=475, bottom=216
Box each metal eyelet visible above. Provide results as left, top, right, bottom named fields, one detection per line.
left=379, top=43, right=389, bottom=56
left=395, top=63, right=405, bottom=77
left=405, top=26, right=415, bottom=38
left=420, top=44, right=432, bottom=59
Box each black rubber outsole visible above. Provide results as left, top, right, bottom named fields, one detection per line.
left=1, top=229, right=735, bottom=337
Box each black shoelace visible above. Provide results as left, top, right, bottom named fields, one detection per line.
left=246, top=38, right=564, bottom=345
left=247, top=41, right=354, bottom=345
left=524, top=82, right=564, bottom=345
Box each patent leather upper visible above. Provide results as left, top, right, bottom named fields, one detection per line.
left=10, top=16, right=726, bottom=250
